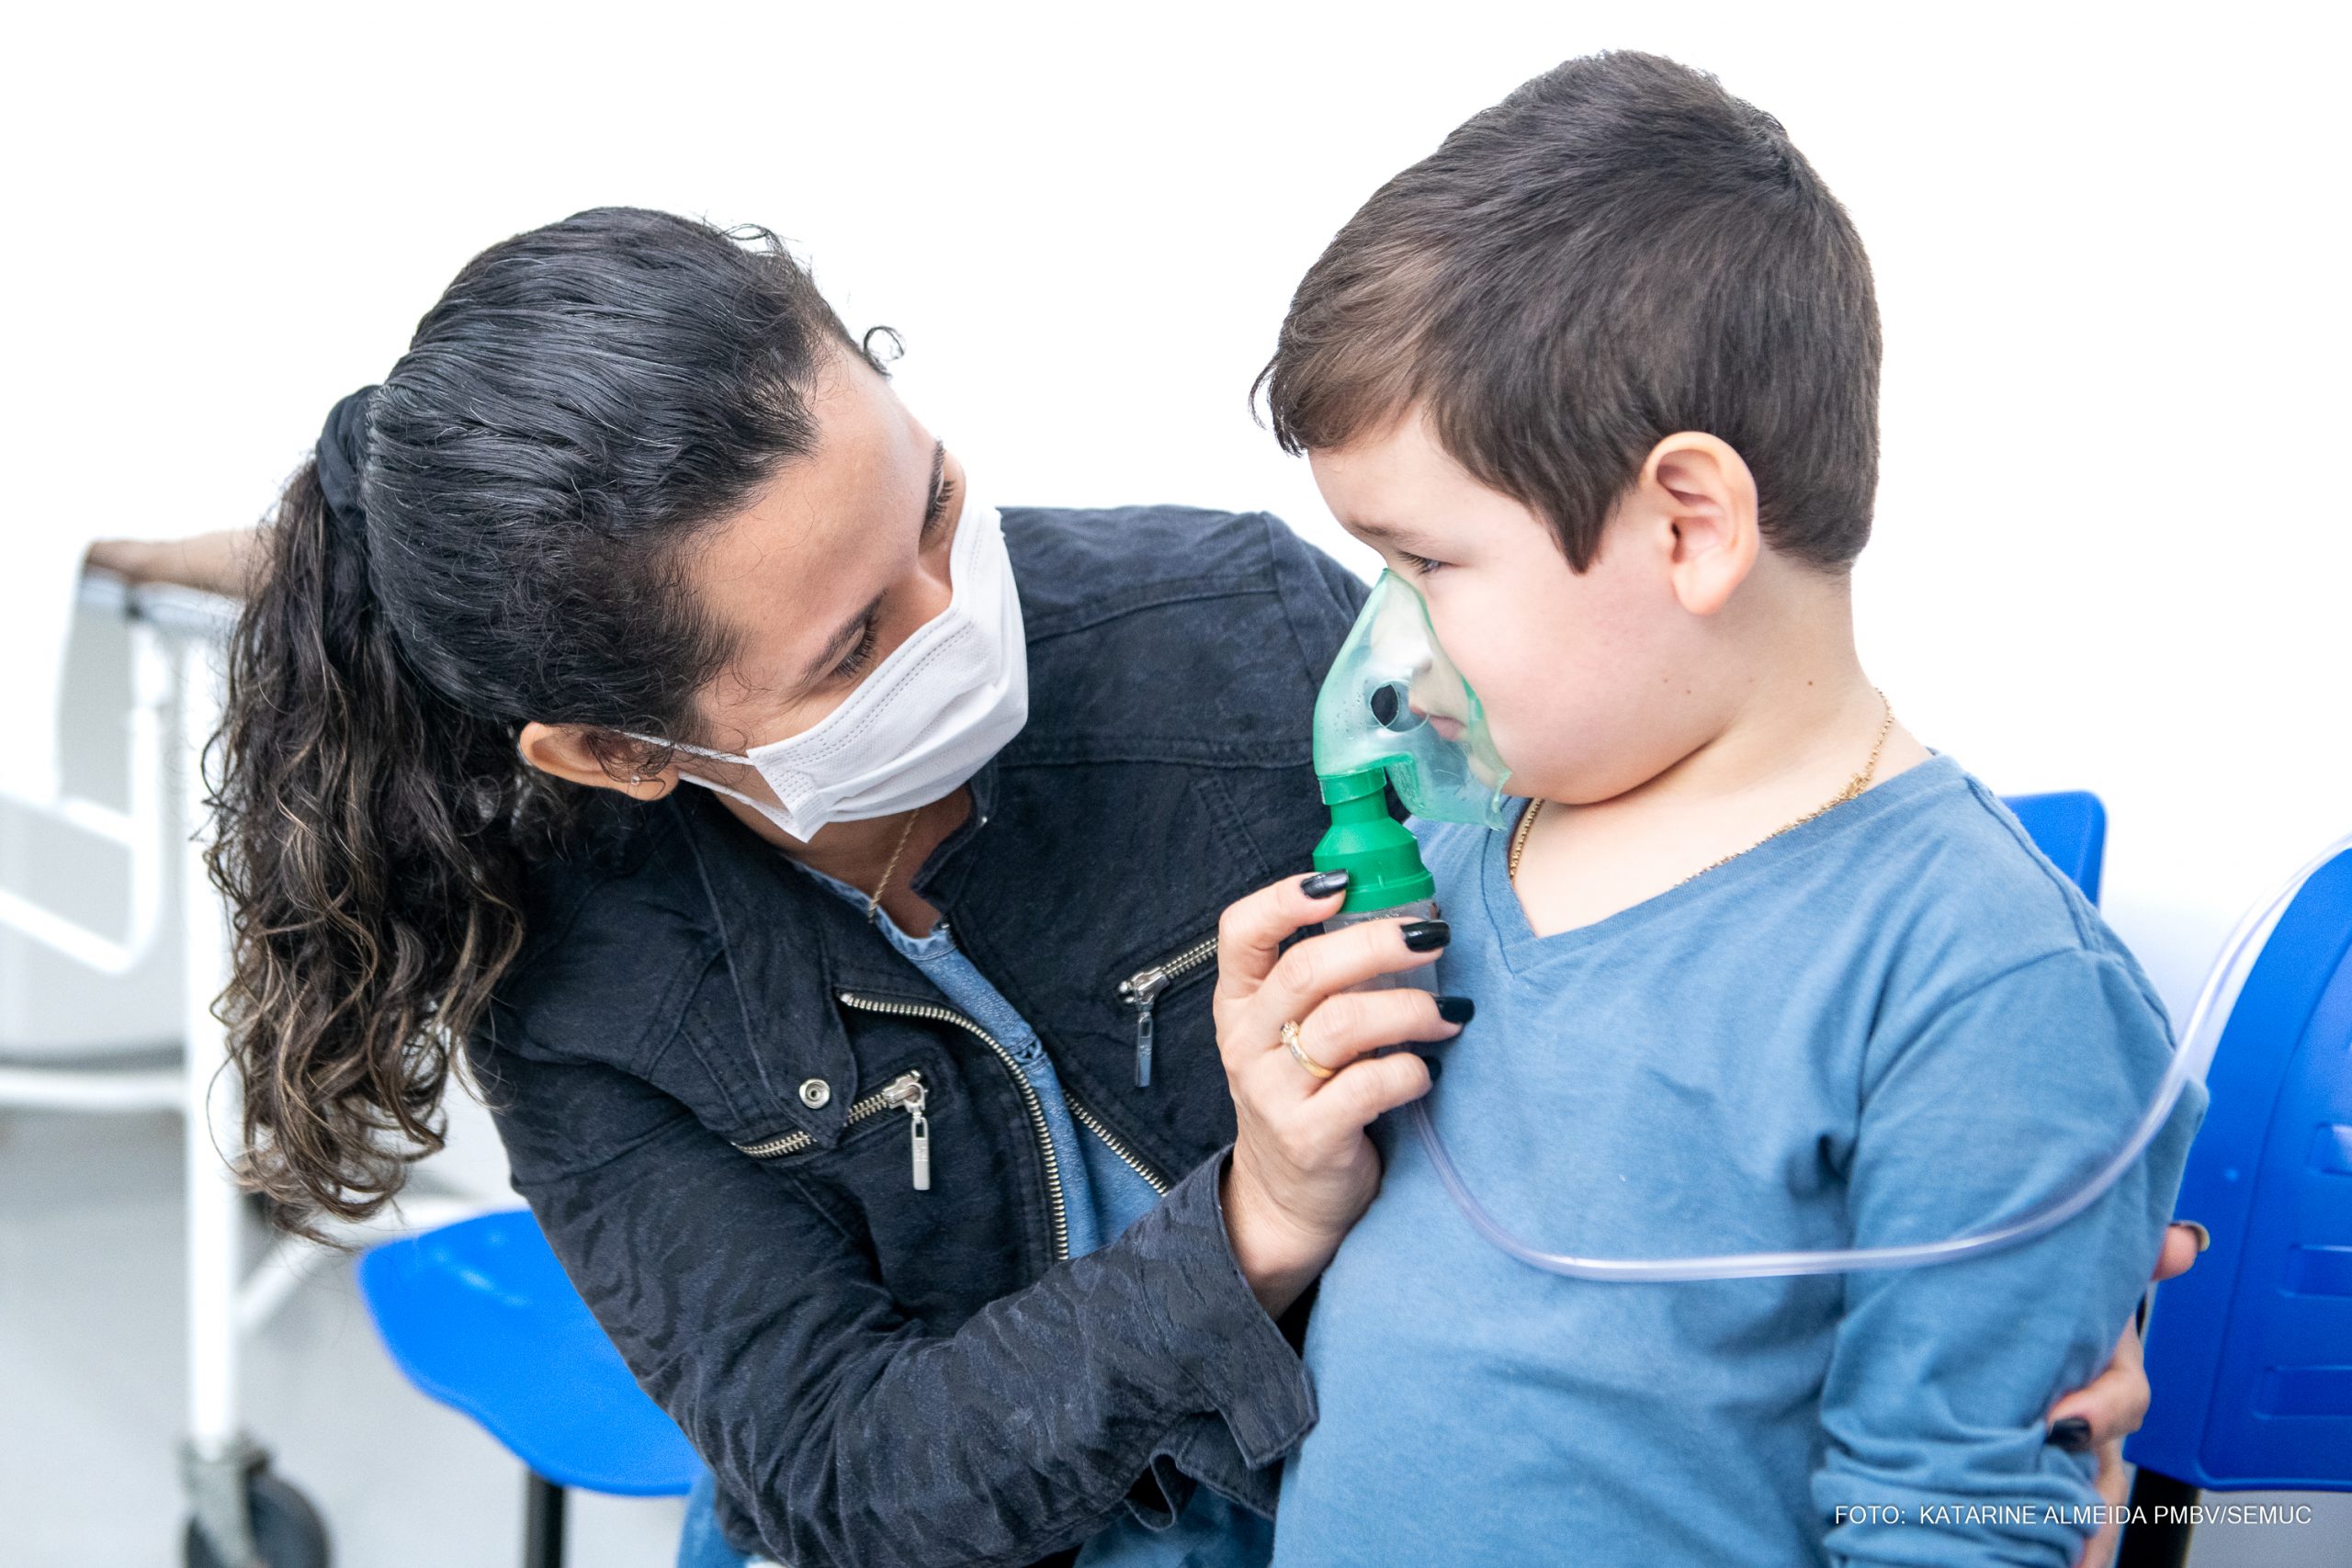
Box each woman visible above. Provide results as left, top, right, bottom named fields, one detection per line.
left=165, top=208, right=2177, bottom=1568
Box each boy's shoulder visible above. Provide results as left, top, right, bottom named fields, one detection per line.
left=1868, top=757, right=2109, bottom=945
left=1413, top=754, right=2167, bottom=1027
left=1795, top=754, right=2176, bottom=1053
left=1860, top=757, right=2144, bottom=974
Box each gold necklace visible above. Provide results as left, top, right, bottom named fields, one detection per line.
left=866, top=807, right=923, bottom=925
left=1510, top=688, right=1894, bottom=887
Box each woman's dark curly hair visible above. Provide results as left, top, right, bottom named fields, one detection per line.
left=208, top=207, right=876, bottom=1238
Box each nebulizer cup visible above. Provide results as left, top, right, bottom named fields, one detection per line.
left=1307, top=570, right=2221, bottom=1281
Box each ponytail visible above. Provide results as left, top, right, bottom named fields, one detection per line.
left=206, top=442, right=554, bottom=1240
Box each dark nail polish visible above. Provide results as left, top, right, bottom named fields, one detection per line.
left=1418, top=1053, right=1444, bottom=1082
left=1300, top=870, right=1351, bottom=899
left=2047, top=1417, right=2092, bottom=1452
left=2183, top=1221, right=2211, bottom=1253
left=1400, top=919, right=1452, bottom=952
left=1435, top=995, right=1476, bottom=1025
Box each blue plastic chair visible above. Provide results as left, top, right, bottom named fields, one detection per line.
left=2116, top=841, right=2352, bottom=1566
left=359, top=1208, right=701, bottom=1568
left=2002, top=790, right=2108, bottom=906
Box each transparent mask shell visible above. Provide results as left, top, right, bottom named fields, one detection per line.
left=1313, top=570, right=1513, bottom=828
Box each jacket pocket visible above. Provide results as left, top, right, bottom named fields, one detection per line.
left=735, top=1059, right=936, bottom=1192
left=1114, top=929, right=1219, bottom=1089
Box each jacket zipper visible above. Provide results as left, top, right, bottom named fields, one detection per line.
left=838, top=991, right=1071, bottom=1261
left=735, top=1069, right=930, bottom=1190
left=1066, top=1097, right=1170, bottom=1195
left=1116, top=933, right=1219, bottom=1088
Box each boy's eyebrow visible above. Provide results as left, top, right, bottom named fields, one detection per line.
left=1343, top=516, right=1448, bottom=554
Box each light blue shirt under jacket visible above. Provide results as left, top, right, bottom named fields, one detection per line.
left=792, top=859, right=1272, bottom=1568
left=1272, top=753, right=2204, bottom=1568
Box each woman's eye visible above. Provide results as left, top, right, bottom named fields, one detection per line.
left=834, top=621, right=880, bottom=680
left=1396, top=549, right=1448, bottom=577
left=834, top=466, right=953, bottom=682
left=922, top=474, right=957, bottom=539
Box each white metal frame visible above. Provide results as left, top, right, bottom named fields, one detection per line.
left=0, top=572, right=493, bottom=1565
left=0, top=587, right=171, bottom=977
left=0, top=582, right=181, bottom=1114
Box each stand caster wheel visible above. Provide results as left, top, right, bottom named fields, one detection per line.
left=184, top=1468, right=330, bottom=1568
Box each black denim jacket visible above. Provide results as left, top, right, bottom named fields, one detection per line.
left=470, top=504, right=1374, bottom=1567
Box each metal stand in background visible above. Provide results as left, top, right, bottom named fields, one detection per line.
left=0, top=592, right=178, bottom=1116
left=171, top=613, right=321, bottom=1568
left=0, top=574, right=489, bottom=1567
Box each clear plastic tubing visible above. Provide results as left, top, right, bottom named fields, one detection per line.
left=1408, top=829, right=2352, bottom=1282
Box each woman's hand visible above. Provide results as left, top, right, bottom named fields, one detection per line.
left=1212, top=871, right=1466, bottom=1316
left=2054, top=1222, right=2208, bottom=1568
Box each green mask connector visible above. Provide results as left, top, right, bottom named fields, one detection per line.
left=1312, top=766, right=1437, bottom=914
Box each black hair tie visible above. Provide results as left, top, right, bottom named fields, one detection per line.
left=315, top=384, right=380, bottom=534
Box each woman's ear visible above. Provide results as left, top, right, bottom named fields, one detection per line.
left=1639, top=433, right=1760, bottom=616
left=516, top=721, right=676, bottom=799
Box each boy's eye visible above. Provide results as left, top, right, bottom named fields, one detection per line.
left=1396, top=549, right=1448, bottom=576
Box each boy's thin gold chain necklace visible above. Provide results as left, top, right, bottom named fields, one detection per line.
left=1509, top=688, right=1894, bottom=888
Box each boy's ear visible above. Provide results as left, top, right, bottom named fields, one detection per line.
left=1638, top=433, right=1759, bottom=616
left=517, top=720, right=677, bottom=800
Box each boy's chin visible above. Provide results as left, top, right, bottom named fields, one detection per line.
left=1505, top=761, right=1653, bottom=809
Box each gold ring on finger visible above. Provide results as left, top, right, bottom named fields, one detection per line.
left=1282, top=1019, right=1337, bottom=1080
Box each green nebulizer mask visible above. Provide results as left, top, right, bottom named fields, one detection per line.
left=1312, top=570, right=1514, bottom=949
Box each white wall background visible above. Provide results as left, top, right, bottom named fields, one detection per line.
left=5, top=0, right=2343, bottom=1026
left=2, top=4, right=2346, bottom=1562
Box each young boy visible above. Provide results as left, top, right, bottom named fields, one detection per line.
left=1229, top=52, right=2203, bottom=1566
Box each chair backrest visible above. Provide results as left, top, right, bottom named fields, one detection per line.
left=359, top=1208, right=701, bottom=1496
left=2126, top=844, right=2352, bottom=1490
left=2001, top=790, right=2109, bottom=906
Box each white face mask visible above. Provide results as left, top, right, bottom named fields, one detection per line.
left=628, top=492, right=1029, bottom=841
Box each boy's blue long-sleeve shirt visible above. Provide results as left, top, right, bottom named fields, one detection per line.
left=1272, top=753, right=2204, bottom=1568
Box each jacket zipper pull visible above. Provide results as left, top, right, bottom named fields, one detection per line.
left=1120, top=966, right=1170, bottom=1088
left=885, top=1073, right=932, bottom=1191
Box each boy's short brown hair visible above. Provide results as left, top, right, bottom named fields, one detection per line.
left=1259, top=51, right=1881, bottom=572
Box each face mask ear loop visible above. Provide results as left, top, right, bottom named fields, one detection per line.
left=618, top=730, right=749, bottom=769
left=677, top=804, right=783, bottom=1107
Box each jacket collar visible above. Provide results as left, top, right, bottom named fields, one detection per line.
left=667, top=761, right=1001, bottom=1148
